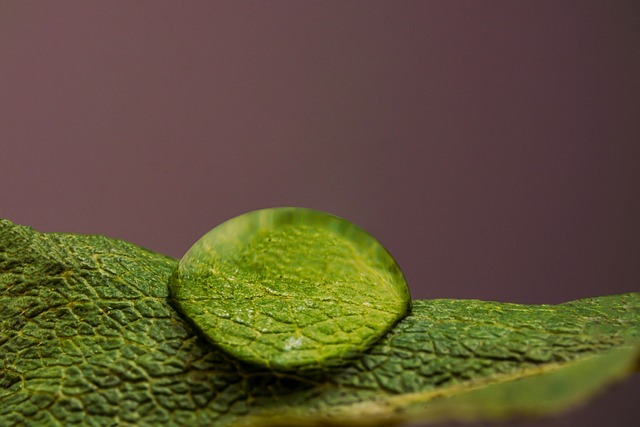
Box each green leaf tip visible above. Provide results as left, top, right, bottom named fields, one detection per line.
left=169, top=207, right=412, bottom=370
left=1, top=218, right=638, bottom=427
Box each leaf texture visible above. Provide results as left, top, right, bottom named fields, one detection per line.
left=1, top=219, right=638, bottom=427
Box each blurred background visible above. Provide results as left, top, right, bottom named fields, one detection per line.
left=1, top=1, right=638, bottom=426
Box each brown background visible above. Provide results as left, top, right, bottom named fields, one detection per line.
left=1, top=1, right=638, bottom=426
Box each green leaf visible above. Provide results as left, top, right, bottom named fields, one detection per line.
left=1, top=219, right=638, bottom=427
left=170, top=207, right=411, bottom=371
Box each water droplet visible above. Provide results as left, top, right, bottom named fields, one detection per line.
left=169, top=207, right=411, bottom=370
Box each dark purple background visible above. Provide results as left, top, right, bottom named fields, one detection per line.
left=1, top=2, right=638, bottom=426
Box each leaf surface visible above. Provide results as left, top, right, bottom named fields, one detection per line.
left=0, top=219, right=638, bottom=427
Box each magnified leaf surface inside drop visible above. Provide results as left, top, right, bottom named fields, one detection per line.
left=169, top=207, right=411, bottom=370
left=1, top=219, right=638, bottom=427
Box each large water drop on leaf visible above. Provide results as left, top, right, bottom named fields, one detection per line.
left=169, top=207, right=411, bottom=370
